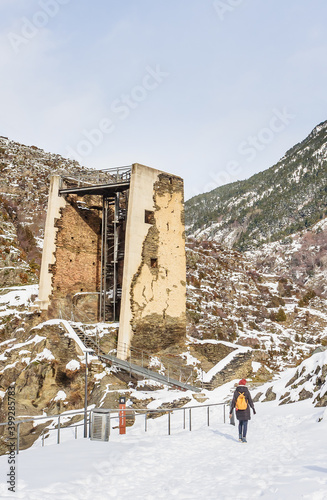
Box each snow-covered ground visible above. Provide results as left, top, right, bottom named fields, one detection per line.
left=0, top=396, right=326, bottom=499
left=0, top=285, right=38, bottom=317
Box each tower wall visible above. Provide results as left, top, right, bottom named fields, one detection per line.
left=48, top=194, right=102, bottom=321
left=117, top=164, right=186, bottom=359
left=38, top=175, right=67, bottom=310
left=39, top=165, right=187, bottom=354
left=38, top=175, right=102, bottom=321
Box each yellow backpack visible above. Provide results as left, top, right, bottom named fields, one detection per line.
left=236, top=392, right=248, bottom=410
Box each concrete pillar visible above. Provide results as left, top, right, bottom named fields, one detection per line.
left=37, top=175, right=66, bottom=310
left=117, top=164, right=186, bottom=359
left=117, top=164, right=159, bottom=358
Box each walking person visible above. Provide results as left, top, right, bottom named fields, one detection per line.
left=229, top=379, right=256, bottom=443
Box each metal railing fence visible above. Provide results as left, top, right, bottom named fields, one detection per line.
left=60, top=166, right=132, bottom=189
left=0, top=402, right=228, bottom=454
left=113, top=341, right=197, bottom=387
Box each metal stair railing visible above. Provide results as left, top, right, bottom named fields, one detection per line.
left=60, top=166, right=131, bottom=190
left=67, top=314, right=196, bottom=388
left=69, top=320, right=194, bottom=382
left=70, top=323, right=106, bottom=357
left=114, top=341, right=196, bottom=386
left=68, top=323, right=201, bottom=393
left=98, top=352, right=201, bottom=392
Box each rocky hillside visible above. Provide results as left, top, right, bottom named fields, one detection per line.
left=186, top=121, right=327, bottom=250
left=186, top=230, right=327, bottom=374
left=1, top=133, right=327, bottom=454
left=254, top=348, right=327, bottom=407
left=1, top=134, right=327, bottom=374
left=0, top=136, right=101, bottom=287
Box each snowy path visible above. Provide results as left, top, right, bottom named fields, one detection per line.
left=0, top=401, right=326, bottom=499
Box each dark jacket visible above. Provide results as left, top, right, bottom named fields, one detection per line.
left=230, top=385, right=255, bottom=421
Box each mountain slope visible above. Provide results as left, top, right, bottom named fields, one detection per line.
left=186, top=235, right=327, bottom=375
left=185, top=121, right=327, bottom=250
left=0, top=136, right=99, bottom=285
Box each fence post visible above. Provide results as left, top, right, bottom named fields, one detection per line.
left=189, top=409, right=192, bottom=432
left=207, top=406, right=210, bottom=427
left=183, top=408, right=186, bottom=430
left=75, top=426, right=78, bottom=439
left=168, top=412, right=171, bottom=436
left=223, top=405, right=226, bottom=424
left=42, top=430, right=45, bottom=447
left=16, top=423, right=20, bottom=455
left=145, top=412, right=147, bottom=432
left=57, top=416, right=60, bottom=444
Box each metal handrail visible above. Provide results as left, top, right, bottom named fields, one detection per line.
left=100, top=166, right=132, bottom=176
left=111, top=342, right=198, bottom=389
left=60, top=166, right=132, bottom=190
left=0, top=408, right=88, bottom=427
left=56, top=318, right=201, bottom=390
left=65, top=320, right=197, bottom=387
left=0, top=401, right=228, bottom=454
left=0, top=402, right=226, bottom=427
left=114, top=341, right=195, bottom=377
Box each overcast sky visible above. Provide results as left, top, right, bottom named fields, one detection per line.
left=1, top=0, right=326, bottom=199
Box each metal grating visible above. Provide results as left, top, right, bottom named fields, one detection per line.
left=91, top=410, right=110, bottom=441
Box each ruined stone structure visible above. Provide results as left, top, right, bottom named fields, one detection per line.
left=38, top=164, right=186, bottom=359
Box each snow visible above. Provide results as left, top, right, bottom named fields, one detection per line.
left=202, top=345, right=250, bottom=383
left=33, top=348, right=55, bottom=362
left=33, top=319, right=86, bottom=355
left=252, top=361, right=261, bottom=372
left=3, top=335, right=46, bottom=354
left=0, top=399, right=326, bottom=499
left=187, top=339, right=251, bottom=383
left=53, top=391, right=67, bottom=402
left=0, top=285, right=38, bottom=313
left=254, top=349, right=327, bottom=405
left=66, top=360, right=80, bottom=371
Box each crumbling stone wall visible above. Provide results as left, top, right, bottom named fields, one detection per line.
left=48, top=194, right=102, bottom=321
left=130, top=174, right=186, bottom=352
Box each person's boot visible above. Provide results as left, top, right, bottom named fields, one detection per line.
left=239, top=435, right=242, bottom=442
left=242, top=437, right=247, bottom=443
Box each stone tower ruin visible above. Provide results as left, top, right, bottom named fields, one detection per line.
left=38, top=164, right=186, bottom=359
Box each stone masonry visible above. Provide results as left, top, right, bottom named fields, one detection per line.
left=48, top=194, right=102, bottom=321
left=39, top=165, right=187, bottom=358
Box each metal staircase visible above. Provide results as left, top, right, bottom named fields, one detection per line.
left=70, top=323, right=201, bottom=393
left=99, top=194, right=126, bottom=322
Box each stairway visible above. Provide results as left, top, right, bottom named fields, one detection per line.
left=70, top=323, right=201, bottom=393
left=100, top=199, right=125, bottom=322
left=71, top=324, right=106, bottom=356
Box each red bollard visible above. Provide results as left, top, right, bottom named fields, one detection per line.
left=119, top=396, right=126, bottom=435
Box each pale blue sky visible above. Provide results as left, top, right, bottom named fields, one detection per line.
left=1, top=0, right=326, bottom=199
